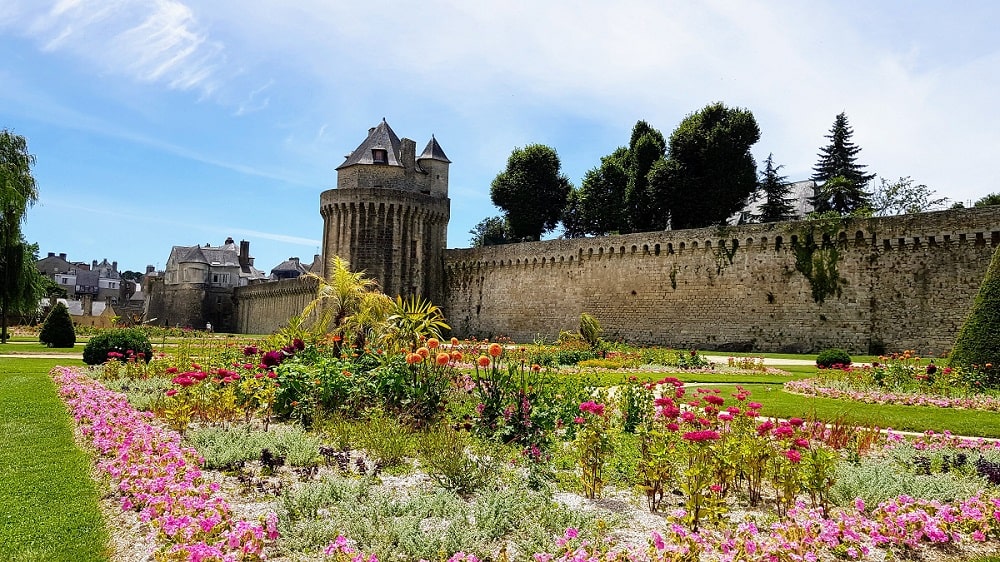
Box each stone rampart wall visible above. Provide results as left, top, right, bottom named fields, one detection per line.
left=234, top=277, right=317, bottom=335
left=442, top=207, right=1000, bottom=354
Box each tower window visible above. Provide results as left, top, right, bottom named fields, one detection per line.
left=372, top=149, right=387, bottom=164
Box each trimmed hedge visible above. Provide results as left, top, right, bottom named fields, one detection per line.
left=816, top=348, right=852, bottom=368
left=82, top=328, right=153, bottom=365
left=39, top=302, right=76, bottom=348
left=950, top=244, right=1000, bottom=377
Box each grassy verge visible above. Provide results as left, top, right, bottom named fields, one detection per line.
left=0, top=357, right=109, bottom=561
left=0, top=342, right=84, bottom=354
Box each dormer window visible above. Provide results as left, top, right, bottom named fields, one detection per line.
left=372, top=149, right=387, bottom=164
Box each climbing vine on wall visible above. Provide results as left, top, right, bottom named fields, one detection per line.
left=791, top=220, right=846, bottom=303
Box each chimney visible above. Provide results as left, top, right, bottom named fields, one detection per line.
left=82, top=294, right=93, bottom=317
left=238, top=240, right=250, bottom=273
left=225, top=237, right=234, bottom=245
left=59, top=253, right=66, bottom=260
left=92, top=259, right=97, bottom=269
left=401, top=138, right=416, bottom=171
left=146, top=265, right=155, bottom=274
left=47, top=252, right=54, bottom=258
left=112, top=261, right=117, bottom=272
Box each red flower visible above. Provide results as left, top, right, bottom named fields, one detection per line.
left=789, top=417, right=804, bottom=427
left=704, top=394, right=725, bottom=406
left=165, top=389, right=177, bottom=397
left=784, top=449, right=802, bottom=463
left=682, top=430, right=720, bottom=442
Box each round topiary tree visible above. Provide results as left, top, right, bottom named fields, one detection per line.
left=39, top=302, right=76, bottom=348
left=816, top=348, right=852, bottom=369
left=950, top=244, right=1000, bottom=382
left=82, top=327, right=153, bottom=365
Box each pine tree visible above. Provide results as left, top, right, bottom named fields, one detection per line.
left=811, top=113, right=874, bottom=214
left=950, top=244, right=1000, bottom=385
left=39, top=301, right=75, bottom=348
left=754, top=153, right=796, bottom=223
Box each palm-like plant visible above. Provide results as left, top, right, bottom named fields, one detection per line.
left=384, top=295, right=450, bottom=352
left=299, top=256, right=392, bottom=343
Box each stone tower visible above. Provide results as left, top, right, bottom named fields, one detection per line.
left=320, top=119, right=451, bottom=302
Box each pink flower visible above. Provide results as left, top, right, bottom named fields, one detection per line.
left=784, top=449, right=802, bottom=463
left=682, top=430, right=720, bottom=442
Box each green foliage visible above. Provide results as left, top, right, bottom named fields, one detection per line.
left=950, top=244, right=1000, bottom=384
left=575, top=403, right=614, bottom=498
left=578, top=312, right=601, bottom=348
left=490, top=143, right=573, bottom=241
left=562, top=147, right=630, bottom=237
left=357, top=409, right=414, bottom=467
left=82, top=327, right=153, bottom=365
left=39, top=301, right=75, bottom=347
left=274, top=354, right=358, bottom=426
left=810, top=112, right=874, bottom=214
left=816, top=348, right=852, bottom=368
left=754, top=153, right=797, bottom=223
left=416, top=426, right=488, bottom=494
left=384, top=295, right=450, bottom=352
left=649, top=102, right=761, bottom=230
left=468, top=215, right=511, bottom=247
left=626, top=121, right=668, bottom=232
left=975, top=193, right=1000, bottom=207
left=184, top=424, right=321, bottom=470
left=829, top=451, right=986, bottom=508
left=868, top=176, right=948, bottom=216
left=300, top=256, right=393, bottom=345
left=0, top=129, right=40, bottom=343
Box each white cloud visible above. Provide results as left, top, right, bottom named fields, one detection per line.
left=9, top=0, right=225, bottom=96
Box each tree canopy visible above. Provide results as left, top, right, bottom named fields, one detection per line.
left=490, top=144, right=572, bottom=241
left=754, top=153, right=797, bottom=223
left=0, top=129, right=40, bottom=342
left=649, top=102, right=761, bottom=230
left=868, top=176, right=948, bottom=216
left=469, top=216, right=512, bottom=247
left=810, top=113, right=874, bottom=214
left=563, top=147, right=631, bottom=237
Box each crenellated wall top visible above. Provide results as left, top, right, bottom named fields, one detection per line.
left=444, top=206, right=1000, bottom=270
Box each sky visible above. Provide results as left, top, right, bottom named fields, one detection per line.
left=2, top=0, right=999, bottom=274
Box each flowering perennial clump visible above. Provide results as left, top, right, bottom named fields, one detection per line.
left=52, top=366, right=277, bottom=561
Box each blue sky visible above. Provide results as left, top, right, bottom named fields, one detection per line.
left=2, top=0, right=999, bottom=274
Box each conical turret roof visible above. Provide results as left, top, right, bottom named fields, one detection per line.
left=418, top=135, right=451, bottom=163
left=336, top=119, right=403, bottom=169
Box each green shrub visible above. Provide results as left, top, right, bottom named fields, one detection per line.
left=816, top=347, right=852, bottom=368
left=951, top=244, right=1000, bottom=384
left=579, top=312, right=602, bottom=348
left=357, top=410, right=413, bottom=467
left=38, top=302, right=75, bottom=348
left=416, top=426, right=487, bottom=494
left=82, top=328, right=153, bottom=365
left=184, top=424, right=320, bottom=469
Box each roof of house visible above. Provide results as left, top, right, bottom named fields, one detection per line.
left=336, top=119, right=403, bottom=170
left=271, top=258, right=309, bottom=275
left=75, top=270, right=100, bottom=289
left=418, top=135, right=451, bottom=163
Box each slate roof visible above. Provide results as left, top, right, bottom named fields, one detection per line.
left=271, top=258, right=309, bottom=275
left=168, top=241, right=240, bottom=267
left=336, top=119, right=403, bottom=170
left=418, top=135, right=451, bottom=163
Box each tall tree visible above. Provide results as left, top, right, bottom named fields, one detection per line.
left=810, top=112, right=874, bottom=214
left=625, top=121, right=667, bottom=232
left=564, top=147, right=630, bottom=236
left=649, top=102, right=761, bottom=230
left=490, top=144, right=572, bottom=241
left=0, top=129, right=39, bottom=343
left=469, top=216, right=512, bottom=247
left=754, top=153, right=797, bottom=223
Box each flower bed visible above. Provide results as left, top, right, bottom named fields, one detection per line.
left=786, top=378, right=1000, bottom=411
left=52, top=366, right=277, bottom=561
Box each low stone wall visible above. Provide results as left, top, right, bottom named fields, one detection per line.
left=234, top=277, right=317, bottom=335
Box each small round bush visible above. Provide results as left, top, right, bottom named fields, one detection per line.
left=39, top=302, right=76, bottom=348
left=816, top=348, right=852, bottom=369
left=82, top=327, right=153, bottom=365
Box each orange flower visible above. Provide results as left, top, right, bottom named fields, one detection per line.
left=406, top=353, right=423, bottom=365
left=436, top=352, right=450, bottom=366
left=427, top=338, right=440, bottom=349
left=450, top=351, right=463, bottom=362
left=488, top=343, right=502, bottom=357
left=531, top=364, right=541, bottom=372
left=416, top=346, right=430, bottom=358
left=450, top=337, right=459, bottom=346
left=477, top=356, right=490, bottom=368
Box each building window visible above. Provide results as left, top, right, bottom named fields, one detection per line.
left=212, top=273, right=230, bottom=284
left=372, top=149, right=387, bottom=164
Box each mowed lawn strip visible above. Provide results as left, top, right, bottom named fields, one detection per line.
left=0, top=357, right=110, bottom=562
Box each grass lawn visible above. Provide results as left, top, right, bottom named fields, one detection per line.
left=0, top=342, right=84, bottom=354
left=0, top=357, right=110, bottom=562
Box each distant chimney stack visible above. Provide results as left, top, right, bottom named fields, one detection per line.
left=92, top=259, right=97, bottom=269
left=238, top=240, right=251, bottom=273
left=112, top=261, right=117, bottom=272
left=146, top=265, right=155, bottom=274
left=59, top=253, right=66, bottom=260
left=47, top=252, right=54, bottom=257
left=225, top=237, right=234, bottom=245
